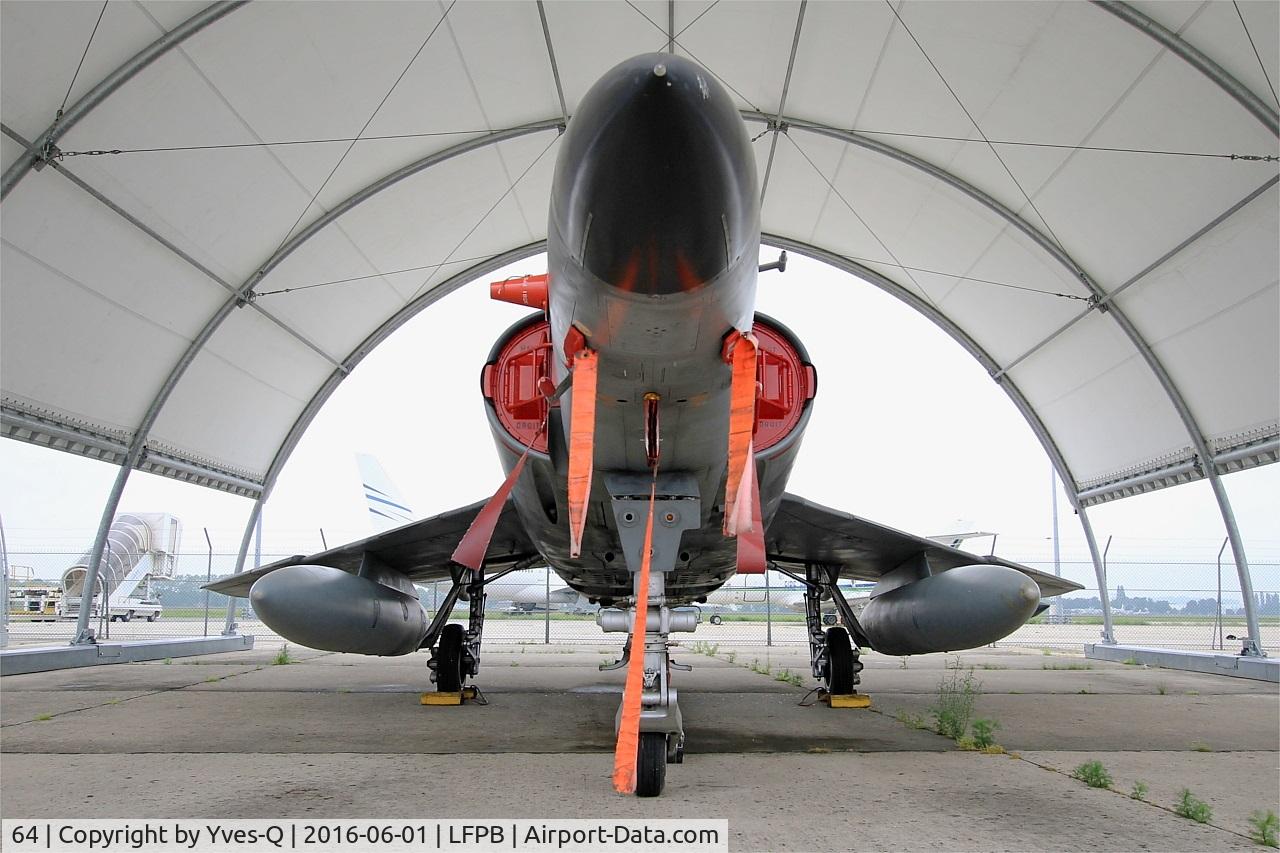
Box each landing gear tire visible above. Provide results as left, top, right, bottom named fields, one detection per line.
left=824, top=626, right=854, bottom=695
left=435, top=624, right=465, bottom=692
left=636, top=732, right=667, bottom=797
left=709, top=614, right=722, bottom=625
left=146, top=614, right=158, bottom=622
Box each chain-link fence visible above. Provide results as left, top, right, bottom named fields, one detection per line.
left=4, top=552, right=1276, bottom=654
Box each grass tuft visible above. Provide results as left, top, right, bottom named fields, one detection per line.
left=1174, top=789, right=1212, bottom=824
left=1043, top=663, right=1092, bottom=670
left=1155, top=682, right=1167, bottom=695
left=1130, top=780, right=1149, bottom=801
left=1122, top=656, right=1140, bottom=666
left=894, top=709, right=928, bottom=730
left=1190, top=741, right=1212, bottom=752
left=272, top=644, right=293, bottom=666
left=34, top=713, right=52, bottom=722
left=1248, top=810, right=1278, bottom=848
left=1071, top=760, right=1113, bottom=789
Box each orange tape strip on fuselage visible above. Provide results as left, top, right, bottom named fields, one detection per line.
left=567, top=349, right=598, bottom=558
left=723, top=331, right=758, bottom=536
left=612, top=481, right=656, bottom=794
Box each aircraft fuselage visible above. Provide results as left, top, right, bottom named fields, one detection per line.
left=482, top=54, right=815, bottom=605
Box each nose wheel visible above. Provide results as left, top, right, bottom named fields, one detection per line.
left=635, top=732, right=667, bottom=797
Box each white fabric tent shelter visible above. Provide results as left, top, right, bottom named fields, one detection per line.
left=1, top=1, right=1276, bottom=651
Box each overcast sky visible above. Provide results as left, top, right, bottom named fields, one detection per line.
left=2, top=250, right=1276, bottom=595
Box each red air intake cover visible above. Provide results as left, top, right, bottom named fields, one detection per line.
left=483, top=319, right=551, bottom=452
left=752, top=318, right=816, bottom=452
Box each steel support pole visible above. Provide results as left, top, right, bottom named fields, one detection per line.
left=72, top=464, right=132, bottom=644
left=1052, top=467, right=1062, bottom=620
left=1073, top=499, right=1115, bottom=644
left=1208, top=475, right=1265, bottom=656
left=544, top=566, right=551, bottom=644
left=223, top=499, right=263, bottom=635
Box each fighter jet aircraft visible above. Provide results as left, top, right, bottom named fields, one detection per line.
left=209, top=53, right=1080, bottom=797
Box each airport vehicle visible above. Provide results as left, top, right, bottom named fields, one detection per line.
left=209, top=54, right=1080, bottom=796
left=60, top=513, right=177, bottom=624
left=7, top=583, right=61, bottom=620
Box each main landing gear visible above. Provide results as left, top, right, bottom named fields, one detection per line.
left=426, top=567, right=497, bottom=694
left=800, top=564, right=868, bottom=695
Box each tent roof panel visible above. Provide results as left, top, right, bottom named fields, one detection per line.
left=1, top=0, right=1275, bottom=507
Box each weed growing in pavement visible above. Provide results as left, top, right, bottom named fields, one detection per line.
left=273, top=644, right=293, bottom=666
left=1130, top=780, right=1149, bottom=801
left=932, top=663, right=980, bottom=741
left=1122, top=657, right=1140, bottom=665
left=34, top=713, right=52, bottom=722
left=1071, top=760, right=1113, bottom=789
left=971, top=718, right=1000, bottom=750
left=1175, top=789, right=1212, bottom=824
left=1248, top=810, right=1278, bottom=848
left=1043, top=663, right=1092, bottom=670
left=1155, top=682, right=1167, bottom=695
left=1190, top=741, right=1212, bottom=752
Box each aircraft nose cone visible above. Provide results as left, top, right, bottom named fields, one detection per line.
left=552, top=53, right=758, bottom=295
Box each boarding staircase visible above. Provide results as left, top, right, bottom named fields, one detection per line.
left=60, top=514, right=180, bottom=621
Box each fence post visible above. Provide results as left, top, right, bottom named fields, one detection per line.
left=544, top=566, right=551, bottom=644
left=0, top=512, right=9, bottom=649
left=203, top=528, right=213, bottom=638
left=765, top=569, right=772, bottom=647
left=101, top=539, right=112, bottom=640
left=1215, top=538, right=1227, bottom=651
left=1101, top=535, right=1113, bottom=644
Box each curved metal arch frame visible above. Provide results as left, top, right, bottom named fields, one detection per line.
left=10, top=1, right=1261, bottom=647
left=1093, top=0, right=1279, bottom=137
left=0, top=1, right=248, bottom=202
left=767, top=235, right=1117, bottom=641
left=744, top=114, right=1266, bottom=654
left=68, top=119, right=562, bottom=644
left=222, top=232, right=1123, bottom=640
left=80, top=107, right=1264, bottom=650
left=222, top=243, right=545, bottom=628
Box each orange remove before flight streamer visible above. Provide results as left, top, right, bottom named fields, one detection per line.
left=566, top=348, right=598, bottom=558
left=612, top=481, right=656, bottom=794
left=722, top=330, right=758, bottom=536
